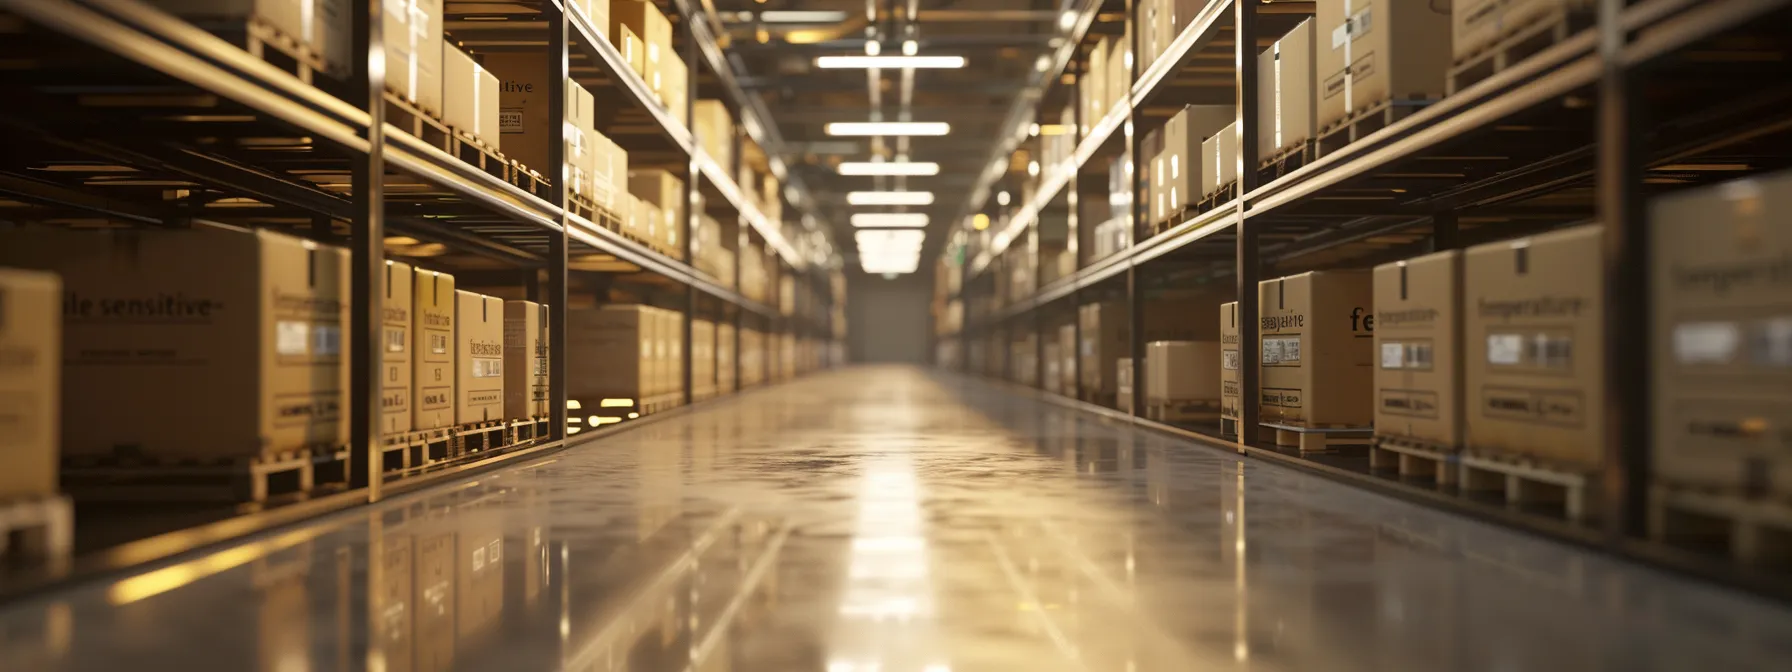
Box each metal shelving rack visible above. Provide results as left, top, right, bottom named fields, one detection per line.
left=0, top=0, right=843, bottom=585
left=939, top=0, right=1792, bottom=596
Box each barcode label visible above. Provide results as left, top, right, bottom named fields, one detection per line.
left=1380, top=342, right=1404, bottom=369
left=386, top=327, right=406, bottom=353
left=1675, top=321, right=1739, bottom=365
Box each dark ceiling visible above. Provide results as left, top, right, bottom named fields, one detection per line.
left=711, top=0, right=1069, bottom=267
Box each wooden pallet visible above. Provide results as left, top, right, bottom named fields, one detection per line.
left=1448, top=9, right=1592, bottom=95
left=1264, top=422, right=1372, bottom=453
left=1370, top=434, right=1460, bottom=486
left=1458, top=449, right=1597, bottom=522
left=0, top=494, right=73, bottom=565
left=1650, top=484, right=1792, bottom=566
left=243, top=18, right=333, bottom=86
left=62, top=445, right=350, bottom=503
left=1145, top=399, right=1222, bottom=424
left=1220, top=417, right=1281, bottom=442
left=455, top=419, right=509, bottom=456
left=568, top=192, right=599, bottom=221
left=384, top=426, right=455, bottom=470
left=1195, top=181, right=1239, bottom=213
left=1316, top=98, right=1439, bottom=158
left=1259, top=140, right=1315, bottom=181
left=640, top=393, right=683, bottom=415
left=385, top=90, right=450, bottom=149
left=508, top=417, right=549, bottom=445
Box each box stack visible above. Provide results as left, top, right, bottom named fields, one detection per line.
left=487, top=53, right=593, bottom=179
left=1453, top=0, right=1592, bottom=68
left=151, top=0, right=351, bottom=79
left=381, top=262, right=414, bottom=436
left=1116, top=359, right=1135, bottom=415
left=591, top=132, right=630, bottom=217
left=383, top=0, right=442, bottom=119
left=566, top=305, right=664, bottom=412
left=1201, top=121, right=1238, bottom=200
left=0, top=227, right=351, bottom=461
left=1157, top=105, right=1234, bottom=225
left=560, top=78, right=598, bottom=208
left=442, top=45, right=501, bottom=151
left=414, top=269, right=456, bottom=431
left=1257, top=19, right=1317, bottom=163
left=0, top=268, right=59, bottom=501
left=1145, top=341, right=1222, bottom=412
left=1316, top=0, right=1452, bottom=134
left=1220, top=302, right=1242, bottom=431
left=1650, top=171, right=1792, bottom=500
left=1257, top=271, right=1376, bottom=434
left=455, top=291, right=505, bottom=425
left=1373, top=251, right=1463, bottom=451
left=612, top=0, right=671, bottom=96
left=503, top=301, right=550, bottom=421
left=1464, top=225, right=1604, bottom=471
left=694, top=100, right=735, bottom=170
left=629, top=169, right=685, bottom=257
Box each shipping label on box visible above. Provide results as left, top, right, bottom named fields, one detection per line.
left=1221, top=302, right=1242, bottom=421
left=1258, top=270, right=1375, bottom=427
left=456, top=290, right=505, bottom=425
left=1464, top=224, right=1604, bottom=469
left=0, top=268, right=59, bottom=499
left=413, top=269, right=456, bottom=431
left=504, top=301, right=548, bottom=420
left=382, top=261, right=414, bottom=435
left=1373, top=250, right=1462, bottom=448
left=1651, top=170, right=1792, bottom=492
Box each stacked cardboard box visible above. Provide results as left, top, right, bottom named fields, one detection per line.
left=591, top=131, right=630, bottom=214
left=1257, top=19, right=1316, bottom=162
left=1650, top=172, right=1792, bottom=493
left=1160, top=105, right=1235, bottom=221
left=1257, top=271, right=1375, bottom=428
left=1084, top=37, right=1110, bottom=135
left=560, top=77, right=598, bottom=205
left=1453, top=0, right=1592, bottom=65
left=692, top=319, right=715, bottom=399
left=384, top=0, right=443, bottom=117
left=152, top=0, right=351, bottom=78
left=456, top=291, right=505, bottom=425
left=566, top=305, right=657, bottom=406
left=573, top=0, right=609, bottom=33
left=0, top=227, right=351, bottom=460
left=1316, top=0, right=1452, bottom=132
left=486, top=54, right=592, bottom=177
left=503, top=301, right=549, bottom=421
left=661, top=54, right=690, bottom=129
left=1116, top=359, right=1135, bottom=415
left=1145, top=341, right=1221, bottom=405
left=612, top=0, right=671, bottom=95
left=1464, top=224, right=1604, bottom=470
left=694, top=100, right=735, bottom=170
left=1107, top=30, right=1131, bottom=113
left=1221, top=302, right=1241, bottom=426
left=381, top=262, right=414, bottom=435
left=1201, top=121, right=1238, bottom=199
left=442, top=45, right=501, bottom=151
left=0, top=268, right=58, bottom=500
left=630, top=169, right=685, bottom=257
left=1373, top=251, right=1463, bottom=448
left=414, top=269, right=456, bottom=431
left=665, top=309, right=685, bottom=399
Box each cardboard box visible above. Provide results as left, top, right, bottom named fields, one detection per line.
left=1060, top=323, right=1078, bottom=395
left=1258, top=271, right=1375, bottom=427
left=442, top=44, right=501, bottom=150
left=1167, top=105, right=1235, bottom=215
left=694, top=100, right=734, bottom=171
left=1079, top=301, right=1130, bottom=395
left=381, top=261, right=413, bottom=435
left=717, top=323, right=736, bottom=393
left=1464, top=224, right=1604, bottom=469
left=152, top=0, right=351, bottom=78
left=1201, top=121, right=1238, bottom=198
left=575, top=0, right=610, bottom=36
left=1453, top=0, right=1591, bottom=64
left=1145, top=341, right=1222, bottom=403
left=1044, top=341, right=1062, bottom=394
left=630, top=169, right=685, bottom=254
left=611, top=0, right=670, bottom=82
left=1259, top=18, right=1317, bottom=159
left=504, top=300, right=549, bottom=420
left=1107, top=27, right=1131, bottom=113
left=0, top=227, right=350, bottom=460
left=614, top=24, right=647, bottom=81
left=1086, top=37, right=1109, bottom=133
left=413, top=269, right=455, bottom=431
left=1117, top=358, right=1135, bottom=414
left=692, top=319, right=715, bottom=397
left=1317, top=0, right=1453, bottom=131
left=1221, top=302, right=1242, bottom=422
left=567, top=305, right=654, bottom=402
left=591, top=131, right=628, bottom=212
left=455, top=291, right=504, bottom=424
left=1373, top=250, right=1463, bottom=448
left=665, top=308, right=685, bottom=397
left=381, top=0, right=442, bottom=115
left=660, top=53, right=690, bottom=129
left=1651, top=172, right=1792, bottom=492
left=0, top=268, right=58, bottom=499
left=482, top=53, right=572, bottom=174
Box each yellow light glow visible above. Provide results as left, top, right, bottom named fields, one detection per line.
left=628, top=412, right=640, bottom=419
left=599, top=398, right=635, bottom=407
left=566, top=400, right=583, bottom=410
left=595, top=416, right=623, bottom=425
left=972, top=213, right=990, bottom=231
left=1038, top=124, right=1072, bottom=136
left=109, top=528, right=323, bottom=605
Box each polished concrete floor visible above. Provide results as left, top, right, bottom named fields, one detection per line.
left=4, top=366, right=1792, bottom=671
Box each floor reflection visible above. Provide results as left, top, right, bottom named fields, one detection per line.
left=1, top=367, right=1791, bottom=671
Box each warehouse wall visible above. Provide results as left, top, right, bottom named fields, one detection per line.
left=847, top=271, right=933, bottom=364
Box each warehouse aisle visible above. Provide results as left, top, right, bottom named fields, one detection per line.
left=3, top=367, right=1792, bottom=671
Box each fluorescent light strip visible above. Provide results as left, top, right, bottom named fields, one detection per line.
left=838, top=162, right=940, bottom=176
left=760, top=10, right=848, bottom=23
left=848, top=191, right=934, bottom=206
left=826, top=122, right=950, bottom=137
left=815, top=56, right=967, bottom=69
left=851, top=213, right=930, bottom=228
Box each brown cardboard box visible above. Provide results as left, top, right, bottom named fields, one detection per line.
left=1651, top=174, right=1792, bottom=493
left=611, top=0, right=669, bottom=83
left=1201, top=121, right=1238, bottom=198
left=1106, top=30, right=1131, bottom=114
left=1453, top=0, right=1592, bottom=64
left=1145, top=341, right=1222, bottom=403
left=1166, top=105, right=1235, bottom=215
left=1258, top=18, right=1317, bottom=160
left=694, top=100, right=734, bottom=170
left=381, top=261, right=413, bottom=435
left=574, top=0, right=609, bottom=34
left=152, top=0, right=351, bottom=78
left=660, top=53, right=690, bottom=129
left=456, top=291, right=505, bottom=424
left=630, top=169, right=685, bottom=255
left=1258, top=271, right=1375, bottom=427
left=414, top=269, right=456, bottom=431
left=1044, top=341, right=1063, bottom=394
left=504, top=301, right=549, bottom=420
left=1464, top=224, right=1604, bottom=469
left=567, top=305, right=654, bottom=403
left=692, top=319, right=716, bottom=398
left=1373, top=250, right=1463, bottom=448
left=0, top=227, right=350, bottom=459
left=480, top=53, right=565, bottom=174
left=666, top=308, right=685, bottom=397
left=1079, top=301, right=1130, bottom=396
left=1317, top=0, right=1453, bottom=131
left=0, top=268, right=58, bottom=499
left=1220, top=302, right=1242, bottom=422
left=380, top=0, right=442, bottom=116
left=1059, top=323, right=1078, bottom=395
left=1117, top=358, right=1135, bottom=414
left=717, top=323, right=736, bottom=393
left=1085, top=37, right=1109, bottom=134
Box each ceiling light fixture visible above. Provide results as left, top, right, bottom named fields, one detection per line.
left=838, top=161, right=941, bottom=176
left=815, top=55, right=967, bottom=69
left=1058, top=10, right=1078, bottom=31
left=825, top=122, right=950, bottom=136
left=865, top=40, right=881, bottom=56
left=848, top=191, right=935, bottom=206
left=902, top=40, right=918, bottom=56
left=851, top=213, right=930, bottom=228
left=759, top=10, right=848, bottom=23
left=997, top=191, right=1011, bottom=206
